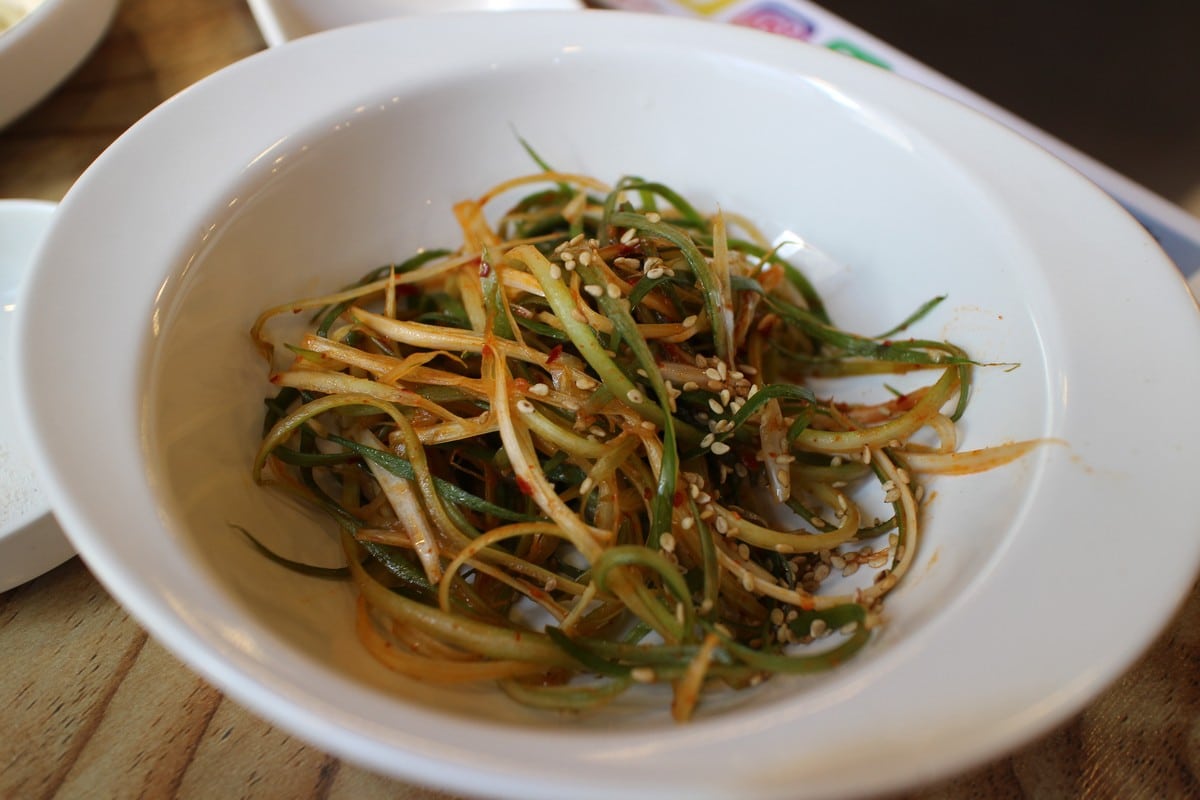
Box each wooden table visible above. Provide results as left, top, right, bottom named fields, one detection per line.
left=2, top=2, right=1199, bottom=797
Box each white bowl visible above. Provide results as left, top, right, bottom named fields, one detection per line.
left=0, top=199, right=73, bottom=592
left=14, top=11, right=1200, bottom=799
left=0, top=0, right=119, bottom=129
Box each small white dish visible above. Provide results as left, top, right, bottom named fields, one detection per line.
left=0, top=0, right=120, bottom=129
left=0, top=199, right=73, bottom=592
left=13, top=11, right=1200, bottom=799
left=247, top=0, right=584, bottom=47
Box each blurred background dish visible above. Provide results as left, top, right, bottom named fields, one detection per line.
left=0, top=0, right=119, bottom=130
left=0, top=198, right=73, bottom=592
left=246, top=0, right=584, bottom=47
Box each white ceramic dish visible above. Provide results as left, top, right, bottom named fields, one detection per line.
left=14, top=11, right=1200, bottom=799
left=0, top=0, right=119, bottom=130
left=0, top=199, right=73, bottom=592
left=247, top=0, right=583, bottom=47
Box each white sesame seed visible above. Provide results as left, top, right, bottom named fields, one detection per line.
left=717, top=361, right=728, bottom=380
left=740, top=573, right=755, bottom=592
left=746, top=384, right=759, bottom=398
left=620, top=228, right=637, bottom=244
left=810, top=619, right=828, bottom=637
left=719, top=389, right=731, bottom=405
left=575, top=376, right=598, bottom=390
left=645, top=267, right=665, bottom=280
left=528, top=382, right=550, bottom=396
left=549, top=264, right=563, bottom=280
left=578, top=250, right=592, bottom=266
left=579, top=477, right=594, bottom=494
left=714, top=516, right=729, bottom=534
left=640, top=420, right=656, bottom=431
left=660, top=532, right=676, bottom=553
left=842, top=562, right=860, bottom=577
left=682, top=314, right=698, bottom=328
left=583, top=284, right=604, bottom=298
left=606, top=283, right=621, bottom=299
left=645, top=212, right=661, bottom=223
left=704, top=367, right=722, bottom=381
left=709, top=441, right=731, bottom=455
left=776, top=469, right=788, bottom=484
left=681, top=516, right=695, bottom=530
left=630, top=667, right=656, bottom=683
left=770, top=608, right=785, bottom=626
left=861, top=445, right=872, bottom=464
left=708, top=398, right=725, bottom=415
left=682, top=381, right=699, bottom=392
left=700, top=433, right=715, bottom=449
left=695, top=491, right=711, bottom=505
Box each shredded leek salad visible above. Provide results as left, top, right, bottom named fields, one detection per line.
left=250, top=167, right=1035, bottom=721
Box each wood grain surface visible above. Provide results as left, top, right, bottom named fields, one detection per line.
left=2, top=2, right=1198, bottom=798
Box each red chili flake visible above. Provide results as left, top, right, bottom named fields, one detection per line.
left=479, top=260, right=492, bottom=278
left=482, top=343, right=495, bottom=358
left=515, top=476, right=534, bottom=496
left=513, top=377, right=530, bottom=393
left=394, top=284, right=419, bottom=296
left=673, top=490, right=686, bottom=508
left=740, top=451, right=759, bottom=469
left=268, top=374, right=281, bottom=384
left=662, top=342, right=689, bottom=364
left=545, top=344, right=563, bottom=364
